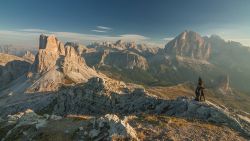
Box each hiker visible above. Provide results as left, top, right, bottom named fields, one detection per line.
left=195, top=77, right=205, bottom=101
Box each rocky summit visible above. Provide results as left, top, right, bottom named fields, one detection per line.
left=164, top=31, right=211, bottom=60
left=27, top=34, right=99, bottom=92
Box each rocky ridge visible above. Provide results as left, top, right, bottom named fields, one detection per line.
left=84, top=40, right=159, bottom=70
left=1, top=74, right=249, bottom=137
left=51, top=78, right=250, bottom=136
left=0, top=83, right=249, bottom=140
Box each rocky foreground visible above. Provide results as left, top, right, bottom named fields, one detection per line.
left=0, top=77, right=250, bottom=140
left=0, top=97, right=249, bottom=141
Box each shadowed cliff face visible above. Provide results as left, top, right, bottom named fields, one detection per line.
left=0, top=60, right=31, bottom=87
left=0, top=53, right=32, bottom=89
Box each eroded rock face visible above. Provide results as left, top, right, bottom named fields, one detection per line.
left=58, top=42, right=65, bottom=56
left=165, top=31, right=211, bottom=60
left=65, top=42, right=87, bottom=55
left=85, top=50, right=149, bottom=70
left=84, top=40, right=160, bottom=70
left=31, top=35, right=60, bottom=74
left=104, top=50, right=149, bottom=70
left=28, top=34, right=98, bottom=92
left=39, top=34, right=59, bottom=52
left=31, top=50, right=59, bottom=73
left=61, top=46, right=97, bottom=83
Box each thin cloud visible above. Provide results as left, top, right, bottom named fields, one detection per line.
left=91, top=30, right=107, bottom=33
left=18, top=28, right=48, bottom=33
left=97, top=26, right=112, bottom=30
left=119, top=34, right=149, bottom=41
left=163, top=37, right=174, bottom=41
left=54, top=32, right=149, bottom=42
left=92, top=26, right=112, bottom=33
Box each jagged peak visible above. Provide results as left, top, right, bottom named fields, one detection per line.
left=115, top=39, right=125, bottom=45
left=64, top=45, right=78, bottom=57
left=65, top=42, right=79, bottom=48
left=39, top=34, right=59, bottom=53
left=176, top=30, right=203, bottom=42
left=165, top=30, right=211, bottom=60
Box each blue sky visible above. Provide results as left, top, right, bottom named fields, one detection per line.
left=0, top=0, right=250, bottom=48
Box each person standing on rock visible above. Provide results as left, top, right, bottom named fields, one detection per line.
left=195, top=77, right=205, bottom=101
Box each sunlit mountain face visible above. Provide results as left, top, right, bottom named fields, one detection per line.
left=0, top=0, right=250, bottom=140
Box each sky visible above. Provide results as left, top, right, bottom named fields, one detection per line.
left=0, top=0, right=250, bottom=48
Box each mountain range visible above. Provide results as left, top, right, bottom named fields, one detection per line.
left=0, top=31, right=250, bottom=140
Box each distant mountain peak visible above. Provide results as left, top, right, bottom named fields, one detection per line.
left=115, top=39, right=124, bottom=45
left=177, top=30, right=204, bottom=42
left=164, top=30, right=211, bottom=60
